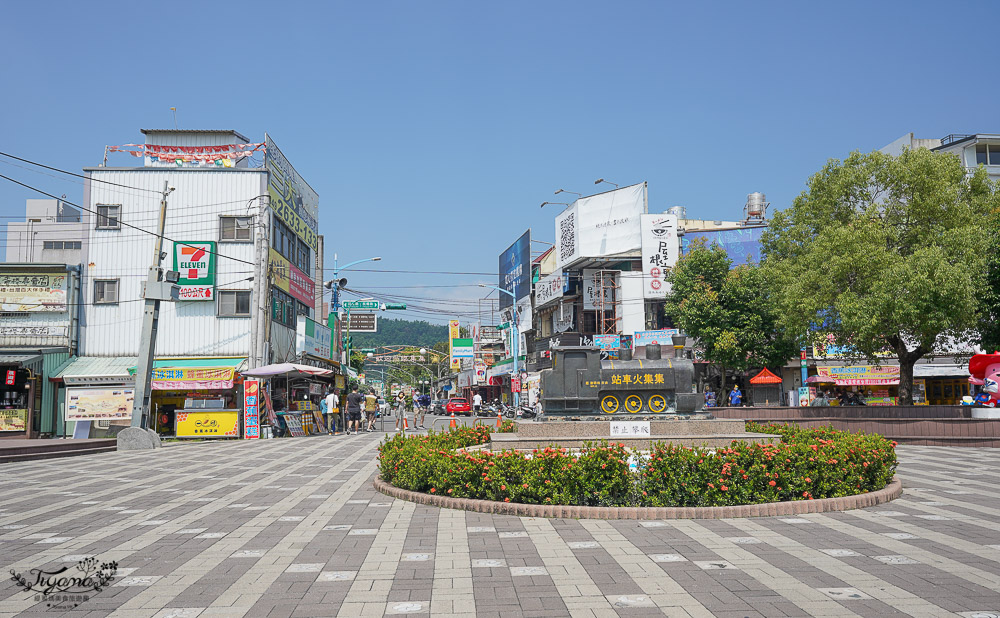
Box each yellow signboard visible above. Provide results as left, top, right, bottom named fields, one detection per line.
left=449, top=320, right=461, bottom=370
left=0, top=409, right=27, bottom=432
left=175, top=410, right=239, bottom=438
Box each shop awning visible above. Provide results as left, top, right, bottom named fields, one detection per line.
left=749, top=368, right=783, bottom=385
left=129, top=357, right=247, bottom=390
left=242, top=362, right=333, bottom=379
left=0, top=354, right=43, bottom=366
left=913, top=364, right=969, bottom=379
left=55, top=356, right=137, bottom=385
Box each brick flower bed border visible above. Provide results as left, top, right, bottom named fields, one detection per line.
left=374, top=475, right=902, bottom=519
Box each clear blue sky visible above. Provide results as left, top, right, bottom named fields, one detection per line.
left=2, top=1, right=997, bottom=323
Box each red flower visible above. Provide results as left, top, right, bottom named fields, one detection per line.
left=720, top=486, right=728, bottom=491
left=500, top=485, right=506, bottom=491
left=768, top=480, right=776, bottom=487
left=430, top=488, right=436, bottom=493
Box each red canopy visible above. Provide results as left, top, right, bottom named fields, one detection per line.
left=749, top=368, right=783, bottom=385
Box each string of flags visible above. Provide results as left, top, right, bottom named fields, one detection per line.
left=107, top=142, right=266, bottom=166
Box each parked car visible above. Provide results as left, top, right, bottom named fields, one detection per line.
left=445, top=398, right=472, bottom=416
left=431, top=399, right=447, bottom=415
left=377, top=398, right=389, bottom=414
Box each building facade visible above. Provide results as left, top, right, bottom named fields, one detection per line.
left=4, top=199, right=85, bottom=264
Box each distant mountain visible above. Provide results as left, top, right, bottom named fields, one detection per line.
left=350, top=318, right=449, bottom=349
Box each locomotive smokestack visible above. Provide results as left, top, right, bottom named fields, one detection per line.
left=646, top=344, right=661, bottom=360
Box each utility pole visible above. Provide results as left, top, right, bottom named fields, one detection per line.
left=252, top=196, right=270, bottom=369
left=125, top=181, right=177, bottom=448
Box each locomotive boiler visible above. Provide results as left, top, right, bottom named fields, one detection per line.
left=540, top=343, right=702, bottom=416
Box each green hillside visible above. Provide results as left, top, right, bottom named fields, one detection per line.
left=350, top=318, right=449, bottom=349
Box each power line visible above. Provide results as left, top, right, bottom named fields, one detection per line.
left=0, top=172, right=256, bottom=268
left=0, top=151, right=161, bottom=194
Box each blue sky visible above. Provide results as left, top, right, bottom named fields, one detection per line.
left=2, top=1, right=997, bottom=323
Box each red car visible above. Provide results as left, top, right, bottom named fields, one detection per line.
left=446, top=398, right=472, bottom=416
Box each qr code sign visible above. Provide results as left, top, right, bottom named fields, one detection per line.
left=559, top=212, right=575, bottom=261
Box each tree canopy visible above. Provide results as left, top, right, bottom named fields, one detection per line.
left=664, top=239, right=798, bottom=390
left=350, top=318, right=449, bottom=349
left=762, top=148, right=998, bottom=403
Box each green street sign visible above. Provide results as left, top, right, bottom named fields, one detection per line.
left=497, top=322, right=511, bottom=330
left=384, top=303, right=407, bottom=310
left=342, top=300, right=379, bottom=310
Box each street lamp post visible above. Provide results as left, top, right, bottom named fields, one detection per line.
left=324, top=255, right=380, bottom=431
left=479, top=283, right=520, bottom=407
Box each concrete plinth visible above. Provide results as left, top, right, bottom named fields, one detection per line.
left=493, top=419, right=779, bottom=451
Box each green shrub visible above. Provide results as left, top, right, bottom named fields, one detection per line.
left=377, top=423, right=898, bottom=508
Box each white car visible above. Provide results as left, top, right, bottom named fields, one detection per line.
left=377, top=398, right=389, bottom=414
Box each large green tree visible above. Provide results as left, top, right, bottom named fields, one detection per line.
left=762, top=148, right=997, bottom=404
left=664, top=240, right=798, bottom=392
left=978, top=210, right=1000, bottom=353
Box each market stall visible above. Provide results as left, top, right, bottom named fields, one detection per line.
left=749, top=368, right=782, bottom=406
left=816, top=365, right=900, bottom=405
left=129, top=358, right=247, bottom=438
left=242, top=363, right=334, bottom=437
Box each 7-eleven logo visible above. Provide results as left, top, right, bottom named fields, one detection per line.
left=178, top=245, right=210, bottom=281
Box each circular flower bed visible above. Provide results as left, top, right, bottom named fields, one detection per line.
left=377, top=422, right=897, bottom=508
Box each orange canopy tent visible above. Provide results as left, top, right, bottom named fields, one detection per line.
left=749, top=368, right=782, bottom=385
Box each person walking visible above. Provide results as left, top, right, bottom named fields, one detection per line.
left=394, top=391, right=407, bottom=431
left=346, top=385, right=364, bottom=435
left=472, top=391, right=483, bottom=415
left=364, top=389, right=378, bottom=432
left=728, top=385, right=742, bottom=407
left=324, top=388, right=339, bottom=434
left=417, top=392, right=430, bottom=429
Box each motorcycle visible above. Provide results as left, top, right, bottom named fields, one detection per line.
left=518, top=405, right=536, bottom=420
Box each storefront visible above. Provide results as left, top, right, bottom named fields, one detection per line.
left=815, top=365, right=900, bottom=405
left=131, top=358, right=247, bottom=438
left=913, top=364, right=971, bottom=405
left=0, top=354, right=42, bottom=438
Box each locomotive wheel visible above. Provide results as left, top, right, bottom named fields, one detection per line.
left=647, top=394, right=667, bottom=413
left=624, top=394, right=643, bottom=413
left=600, top=394, right=620, bottom=414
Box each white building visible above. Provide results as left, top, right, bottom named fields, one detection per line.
left=881, top=132, right=1000, bottom=182
left=4, top=199, right=85, bottom=264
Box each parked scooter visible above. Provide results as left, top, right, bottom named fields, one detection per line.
left=518, top=405, right=536, bottom=420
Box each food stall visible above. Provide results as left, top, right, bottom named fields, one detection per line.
left=242, top=363, right=334, bottom=437
left=816, top=365, right=900, bottom=405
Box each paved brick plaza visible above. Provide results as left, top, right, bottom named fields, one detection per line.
left=1, top=436, right=999, bottom=617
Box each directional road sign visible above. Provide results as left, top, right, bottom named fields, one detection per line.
left=342, top=300, right=379, bottom=310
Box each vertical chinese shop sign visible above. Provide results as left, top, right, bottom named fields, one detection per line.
left=244, top=379, right=260, bottom=439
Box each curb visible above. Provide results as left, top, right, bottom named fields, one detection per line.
left=373, top=476, right=903, bottom=519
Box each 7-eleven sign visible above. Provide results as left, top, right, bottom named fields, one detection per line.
left=172, top=241, right=216, bottom=300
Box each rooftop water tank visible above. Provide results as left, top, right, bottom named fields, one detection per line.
left=667, top=205, right=687, bottom=220
left=745, top=193, right=768, bottom=220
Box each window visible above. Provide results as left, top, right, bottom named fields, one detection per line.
left=296, top=301, right=310, bottom=318
left=271, top=288, right=296, bottom=328
left=96, top=205, right=121, bottom=229
left=220, top=216, right=252, bottom=241
left=218, top=290, right=252, bottom=317
left=296, top=238, right=310, bottom=275
left=976, top=144, right=1000, bottom=165
left=42, top=241, right=81, bottom=250
left=94, top=279, right=119, bottom=304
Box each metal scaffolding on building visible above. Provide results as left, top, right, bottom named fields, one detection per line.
left=594, top=270, right=621, bottom=335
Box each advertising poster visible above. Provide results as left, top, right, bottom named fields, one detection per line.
left=555, top=183, right=646, bottom=269
left=449, top=320, right=461, bottom=370
left=498, top=230, right=531, bottom=309
left=175, top=410, right=240, bottom=438
left=296, top=316, right=332, bottom=359
left=66, top=388, right=135, bottom=421
left=0, top=409, right=27, bottom=432
left=797, top=386, right=811, bottom=407
left=268, top=248, right=315, bottom=307
left=474, top=360, right=486, bottom=385
left=265, top=134, right=319, bottom=251
left=172, top=241, right=216, bottom=300
left=680, top=227, right=765, bottom=266
left=633, top=329, right=679, bottom=348
left=243, top=379, right=260, bottom=439
left=640, top=214, right=678, bottom=299
left=0, top=273, right=68, bottom=312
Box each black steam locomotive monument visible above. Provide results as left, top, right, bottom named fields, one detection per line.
left=540, top=342, right=703, bottom=417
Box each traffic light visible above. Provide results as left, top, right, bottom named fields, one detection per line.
left=342, top=335, right=352, bottom=347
